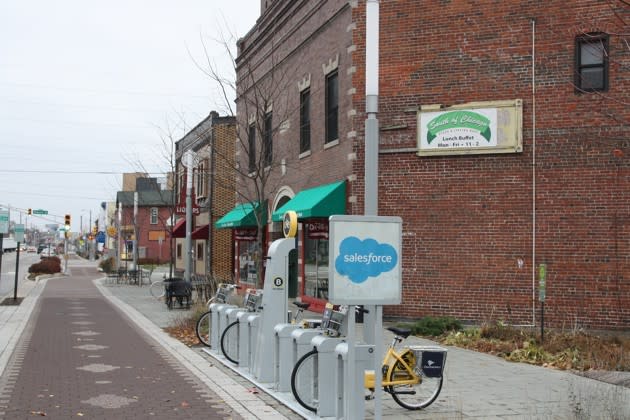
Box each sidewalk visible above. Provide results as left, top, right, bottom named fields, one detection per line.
left=99, top=267, right=630, bottom=419
left=1, top=258, right=629, bottom=419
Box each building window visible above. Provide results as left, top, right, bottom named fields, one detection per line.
left=239, top=241, right=259, bottom=285
left=196, top=242, right=204, bottom=261
left=300, top=89, right=311, bottom=154
left=195, top=160, right=207, bottom=198
left=263, top=112, right=273, bottom=167
left=248, top=123, right=256, bottom=173
left=150, top=207, right=158, bottom=224
left=176, top=243, right=182, bottom=259
left=304, top=221, right=329, bottom=299
left=325, top=70, right=339, bottom=143
left=575, top=33, right=608, bottom=92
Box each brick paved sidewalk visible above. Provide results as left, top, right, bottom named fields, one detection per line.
left=0, top=263, right=289, bottom=419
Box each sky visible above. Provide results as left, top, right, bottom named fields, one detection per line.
left=0, top=0, right=259, bottom=234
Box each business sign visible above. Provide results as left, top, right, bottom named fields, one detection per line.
left=0, top=210, right=8, bottom=234
left=329, top=215, right=402, bottom=305
left=418, top=99, right=522, bottom=156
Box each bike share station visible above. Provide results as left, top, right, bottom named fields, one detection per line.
left=202, top=212, right=445, bottom=419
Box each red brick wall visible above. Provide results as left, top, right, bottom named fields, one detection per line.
left=235, top=1, right=354, bottom=204
left=348, top=1, right=629, bottom=329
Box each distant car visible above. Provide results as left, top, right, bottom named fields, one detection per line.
left=27, top=246, right=37, bottom=253
left=40, top=247, right=56, bottom=258
left=37, top=244, right=47, bottom=253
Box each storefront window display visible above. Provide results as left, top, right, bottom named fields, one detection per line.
left=236, top=228, right=260, bottom=286
left=303, top=219, right=329, bottom=299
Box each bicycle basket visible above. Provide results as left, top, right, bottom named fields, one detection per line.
left=409, top=346, right=447, bottom=378
left=215, top=285, right=231, bottom=303
left=243, top=290, right=262, bottom=312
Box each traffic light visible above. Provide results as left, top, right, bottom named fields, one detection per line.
left=64, top=214, right=71, bottom=230
left=27, top=208, right=32, bottom=215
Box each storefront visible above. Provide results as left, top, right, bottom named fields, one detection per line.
left=272, top=180, right=346, bottom=311
left=215, top=202, right=266, bottom=288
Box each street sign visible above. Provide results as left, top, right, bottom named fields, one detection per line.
left=0, top=211, right=8, bottom=234
left=33, top=209, right=48, bottom=215
left=15, top=224, right=25, bottom=242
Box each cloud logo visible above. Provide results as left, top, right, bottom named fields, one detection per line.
left=335, top=236, right=398, bottom=284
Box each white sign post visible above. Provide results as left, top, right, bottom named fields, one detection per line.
left=329, top=215, right=401, bottom=420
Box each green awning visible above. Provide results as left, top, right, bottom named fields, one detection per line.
left=215, top=202, right=265, bottom=229
left=272, top=181, right=346, bottom=222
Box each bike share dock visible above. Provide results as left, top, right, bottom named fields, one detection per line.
left=201, top=214, right=447, bottom=419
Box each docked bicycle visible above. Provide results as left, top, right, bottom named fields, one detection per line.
left=291, top=324, right=446, bottom=412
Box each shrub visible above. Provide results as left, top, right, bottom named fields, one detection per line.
left=99, top=257, right=116, bottom=273
left=398, top=316, right=463, bottom=337
left=138, top=257, right=161, bottom=266
left=29, top=257, right=62, bottom=274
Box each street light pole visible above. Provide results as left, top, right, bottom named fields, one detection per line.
left=184, top=150, right=194, bottom=283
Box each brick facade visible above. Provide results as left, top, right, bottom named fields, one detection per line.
left=347, top=0, right=629, bottom=329
left=174, top=113, right=236, bottom=282
left=237, top=1, right=629, bottom=329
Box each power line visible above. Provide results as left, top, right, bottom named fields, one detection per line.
left=0, top=170, right=166, bottom=175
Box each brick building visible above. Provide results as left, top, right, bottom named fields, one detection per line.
left=174, top=111, right=236, bottom=282
left=234, top=1, right=628, bottom=328
left=116, top=173, right=174, bottom=265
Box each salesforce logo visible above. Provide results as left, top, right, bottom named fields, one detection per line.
left=335, top=236, right=398, bottom=284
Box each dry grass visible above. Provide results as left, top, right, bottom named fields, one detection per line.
left=440, top=323, right=629, bottom=371
left=163, top=303, right=208, bottom=347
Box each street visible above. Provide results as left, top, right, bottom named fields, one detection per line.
left=0, top=251, right=38, bottom=299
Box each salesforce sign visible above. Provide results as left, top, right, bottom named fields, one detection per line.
left=329, top=215, right=402, bottom=305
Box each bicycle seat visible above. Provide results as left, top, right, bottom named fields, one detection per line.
left=293, top=301, right=311, bottom=310
left=386, top=327, right=412, bottom=338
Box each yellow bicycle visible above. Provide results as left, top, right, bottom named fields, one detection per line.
left=364, top=326, right=446, bottom=410
left=291, top=325, right=446, bottom=412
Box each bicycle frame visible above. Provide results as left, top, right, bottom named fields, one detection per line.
left=364, top=344, right=420, bottom=389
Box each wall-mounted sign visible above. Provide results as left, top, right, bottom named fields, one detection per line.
left=417, top=99, right=522, bottom=156
left=329, top=215, right=402, bottom=305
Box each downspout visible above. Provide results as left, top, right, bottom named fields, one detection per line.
left=207, top=127, right=215, bottom=278
left=531, top=18, right=537, bottom=327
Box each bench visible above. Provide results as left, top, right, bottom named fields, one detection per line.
left=164, top=278, right=192, bottom=309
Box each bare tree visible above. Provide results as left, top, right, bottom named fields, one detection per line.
left=189, top=26, right=303, bottom=287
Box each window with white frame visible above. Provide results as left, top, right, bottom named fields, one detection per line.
left=150, top=207, right=158, bottom=224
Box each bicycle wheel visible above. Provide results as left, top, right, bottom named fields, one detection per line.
left=220, top=321, right=240, bottom=364
left=290, top=349, right=318, bottom=413
left=149, top=280, right=165, bottom=299
left=195, top=311, right=212, bottom=347
left=387, top=363, right=442, bottom=410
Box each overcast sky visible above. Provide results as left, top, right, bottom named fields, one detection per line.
left=0, top=1, right=259, bottom=233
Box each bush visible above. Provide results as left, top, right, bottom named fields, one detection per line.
left=99, top=257, right=116, bottom=273
left=29, top=257, right=62, bottom=275
left=397, top=316, right=463, bottom=337
left=138, top=257, right=161, bottom=266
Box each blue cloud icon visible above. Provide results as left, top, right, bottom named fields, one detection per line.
left=335, top=236, right=398, bottom=284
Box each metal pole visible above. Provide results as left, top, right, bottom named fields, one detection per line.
left=117, top=202, right=122, bottom=269
left=365, top=2, right=382, bottom=419
left=14, top=242, right=20, bottom=300
left=133, top=191, right=138, bottom=269
left=185, top=151, right=194, bottom=283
